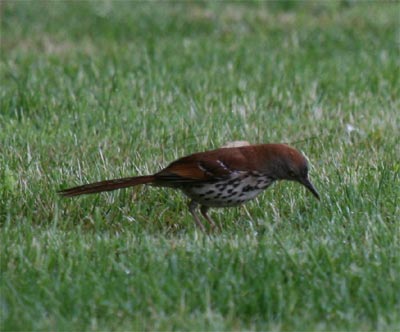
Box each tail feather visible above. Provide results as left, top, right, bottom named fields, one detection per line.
left=58, top=175, right=155, bottom=197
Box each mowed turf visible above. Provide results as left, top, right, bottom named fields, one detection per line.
left=1, top=2, right=399, bottom=331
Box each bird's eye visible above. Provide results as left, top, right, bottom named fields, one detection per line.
left=288, top=170, right=296, bottom=177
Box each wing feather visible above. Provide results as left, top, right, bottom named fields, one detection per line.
left=153, top=146, right=257, bottom=185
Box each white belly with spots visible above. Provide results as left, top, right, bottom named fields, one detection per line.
left=181, top=172, right=274, bottom=207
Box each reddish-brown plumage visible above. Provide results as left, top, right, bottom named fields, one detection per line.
left=59, top=144, right=319, bottom=231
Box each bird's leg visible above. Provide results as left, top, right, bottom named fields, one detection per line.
left=200, top=205, right=220, bottom=231
left=188, top=200, right=206, bottom=232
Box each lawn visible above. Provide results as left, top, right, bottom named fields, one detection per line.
left=1, top=1, right=399, bottom=331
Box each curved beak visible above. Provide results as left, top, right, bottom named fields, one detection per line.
left=300, top=177, right=320, bottom=200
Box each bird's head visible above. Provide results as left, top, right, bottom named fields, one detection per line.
left=265, top=144, right=320, bottom=200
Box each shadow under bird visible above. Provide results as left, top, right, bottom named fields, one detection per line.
left=59, top=143, right=320, bottom=231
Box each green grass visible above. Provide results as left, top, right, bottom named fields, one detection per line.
left=1, top=1, right=399, bottom=331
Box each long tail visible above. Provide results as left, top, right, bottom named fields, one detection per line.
left=58, top=175, right=155, bottom=197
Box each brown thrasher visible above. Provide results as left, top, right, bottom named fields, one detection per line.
left=59, top=144, right=320, bottom=231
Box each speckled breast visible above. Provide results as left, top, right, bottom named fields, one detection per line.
left=181, top=171, right=275, bottom=207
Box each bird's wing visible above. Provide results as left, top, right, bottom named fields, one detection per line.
left=155, top=149, right=247, bottom=183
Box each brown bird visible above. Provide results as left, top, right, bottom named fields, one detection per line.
left=59, top=144, right=320, bottom=231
